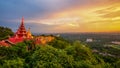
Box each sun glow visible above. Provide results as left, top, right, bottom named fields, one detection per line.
left=37, top=2, right=120, bottom=32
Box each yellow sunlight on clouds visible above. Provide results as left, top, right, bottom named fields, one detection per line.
left=45, top=3, right=120, bottom=32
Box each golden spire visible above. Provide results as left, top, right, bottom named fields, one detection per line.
left=26, top=27, right=33, bottom=38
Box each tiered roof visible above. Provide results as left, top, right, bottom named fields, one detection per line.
left=8, top=17, right=33, bottom=44
left=15, top=17, right=27, bottom=38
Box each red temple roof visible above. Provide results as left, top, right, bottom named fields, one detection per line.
left=8, top=17, right=30, bottom=44
left=8, top=37, right=23, bottom=44
left=0, top=40, right=10, bottom=47
left=0, top=17, right=33, bottom=47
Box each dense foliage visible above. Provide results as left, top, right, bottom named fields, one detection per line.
left=0, top=36, right=120, bottom=68
left=0, top=26, right=14, bottom=40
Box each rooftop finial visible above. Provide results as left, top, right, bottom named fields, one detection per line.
left=22, top=16, right=24, bottom=24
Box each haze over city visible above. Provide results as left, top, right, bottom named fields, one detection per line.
left=0, top=0, right=120, bottom=33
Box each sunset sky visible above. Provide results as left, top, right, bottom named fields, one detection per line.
left=0, top=0, right=120, bottom=33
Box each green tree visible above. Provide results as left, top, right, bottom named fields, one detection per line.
left=49, top=38, right=70, bottom=49
left=30, top=45, right=75, bottom=68
left=0, top=42, right=27, bottom=60
left=115, top=60, right=120, bottom=68
left=65, top=41, right=94, bottom=61
left=1, top=58, right=24, bottom=68
left=0, top=26, right=14, bottom=40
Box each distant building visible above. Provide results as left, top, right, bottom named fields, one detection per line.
left=86, top=38, right=93, bottom=42
left=111, top=41, right=120, bottom=45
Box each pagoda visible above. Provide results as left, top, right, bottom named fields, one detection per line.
left=0, top=17, right=55, bottom=47
left=15, top=17, right=27, bottom=38
left=8, top=17, right=33, bottom=44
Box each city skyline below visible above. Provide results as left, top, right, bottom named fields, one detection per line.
left=0, top=0, right=120, bottom=33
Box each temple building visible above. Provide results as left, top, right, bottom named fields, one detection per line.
left=8, top=17, right=33, bottom=44
left=15, top=17, right=27, bottom=38
left=0, top=17, right=55, bottom=47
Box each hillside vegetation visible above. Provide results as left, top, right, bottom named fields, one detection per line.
left=0, top=26, right=120, bottom=68
left=0, top=37, right=120, bottom=68
left=0, top=26, right=14, bottom=40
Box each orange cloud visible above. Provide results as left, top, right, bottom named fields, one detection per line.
left=40, top=2, right=120, bottom=33
left=23, top=1, right=120, bottom=33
